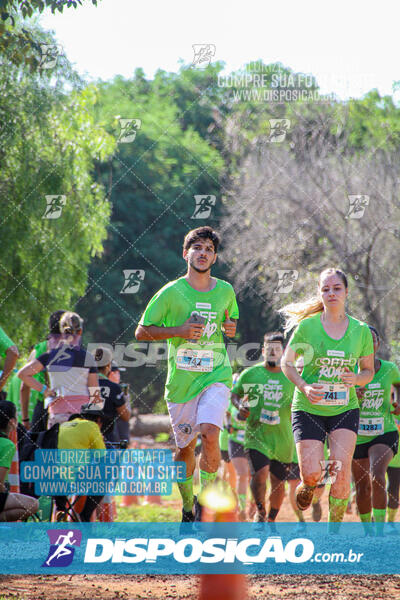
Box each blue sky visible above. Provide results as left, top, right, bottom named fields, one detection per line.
left=40, top=0, right=400, bottom=100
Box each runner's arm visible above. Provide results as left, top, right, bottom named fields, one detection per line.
left=116, top=403, right=130, bottom=422
left=135, top=324, right=183, bottom=341
left=136, top=318, right=204, bottom=341
left=20, top=349, right=36, bottom=423
left=281, top=345, right=307, bottom=393
left=87, top=372, right=99, bottom=390
left=342, top=354, right=374, bottom=388
left=230, top=392, right=242, bottom=410
left=0, top=345, right=19, bottom=392
left=17, top=359, right=46, bottom=392
left=0, top=466, right=8, bottom=492
left=390, top=383, right=400, bottom=415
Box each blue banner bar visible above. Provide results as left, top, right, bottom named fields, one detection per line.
left=1, top=522, right=400, bottom=574
left=19, top=449, right=186, bottom=496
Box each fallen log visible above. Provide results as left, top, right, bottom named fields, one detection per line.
left=130, top=414, right=172, bottom=437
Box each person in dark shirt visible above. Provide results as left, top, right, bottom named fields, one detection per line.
left=20, top=310, right=66, bottom=431
left=18, top=312, right=99, bottom=428
left=0, top=400, right=38, bottom=521
left=93, top=347, right=130, bottom=443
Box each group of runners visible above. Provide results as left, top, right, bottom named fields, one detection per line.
left=1, top=224, right=400, bottom=529
left=136, top=225, right=400, bottom=529
left=0, top=311, right=130, bottom=522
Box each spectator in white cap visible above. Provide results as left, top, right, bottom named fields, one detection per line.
left=18, top=311, right=99, bottom=428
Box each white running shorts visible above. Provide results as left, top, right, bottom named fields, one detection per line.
left=167, top=382, right=230, bottom=449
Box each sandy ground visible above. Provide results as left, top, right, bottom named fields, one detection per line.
left=2, top=574, right=400, bottom=600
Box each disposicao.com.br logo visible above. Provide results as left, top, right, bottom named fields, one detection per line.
left=43, top=529, right=82, bottom=567
left=83, top=535, right=362, bottom=565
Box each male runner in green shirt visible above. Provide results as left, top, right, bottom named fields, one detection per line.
left=232, top=332, right=295, bottom=523
left=352, top=325, right=400, bottom=527
left=136, top=226, right=239, bottom=521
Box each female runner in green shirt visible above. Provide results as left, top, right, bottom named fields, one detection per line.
left=281, top=268, right=374, bottom=525
left=352, top=326, right=400, bottom=527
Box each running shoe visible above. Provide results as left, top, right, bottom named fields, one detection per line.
left=194, top=496, right=203, bottom=522
left=181, top=506, right=195, bottom=523
left=253, top=510, right=266, bottom=523
left=295, top=483, right=315, bottom=511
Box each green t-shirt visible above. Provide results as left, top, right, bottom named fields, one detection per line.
left=232, top=363, right=295, bottom=463
left=30, top=340, right=47, bottom=406
left=139, top=277, right=239, bottom=404
left=289, top=314, right=373, bottom=416
left=356, top=360, right=400, bottom=444
left=0, top=435, right=15, bottom=481
left=227, top=401, right=246, bottom=446
left=0, top=326, right=14, bottom=357
left=6, top=373, right=30, bottom=421
left=219, top=427, right=229, bottom=452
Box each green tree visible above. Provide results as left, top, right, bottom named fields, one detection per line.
left=76, top=69, right=226, bottom=410
left=0, top=0, right=99, bottom=70
left=0, top=36, right=115, bottom=350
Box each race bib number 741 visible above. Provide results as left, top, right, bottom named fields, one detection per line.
left=315, top=383, right=349, bottom=406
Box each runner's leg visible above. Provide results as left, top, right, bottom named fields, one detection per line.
left=197, top=384, right=231, bottom=492
left=328, top=428, right=357, bottom=523
left=231, top=455, right=248, bottom=519
left=176, top=437, right=198, bottom=512
left=0, top=492, right=38, bottom=522
left=369, top=443, right=393, bottom=524
left=199, top=423, right=220, bottom=490
left=268, top=471, right=285, bottom=522
left=288, top=479, right=304, bottom=521
left=250, top=465, right=269, bottom=521
left=387, top=466, right=400, bottom=521
left=352, top=458, right=371, bottom=520
left=296, top=439, right=324, bottom=509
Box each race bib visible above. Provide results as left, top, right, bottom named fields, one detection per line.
left=236, top=430, right=245, bottom=442
left=176, top=349, right=213, bottom=372
left=260, top=409, right=280, bottom=425
left=358, top=417, right=384, bottom=436
left=315, top=382, right=349, bottom=406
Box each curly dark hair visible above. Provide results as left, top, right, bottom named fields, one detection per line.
left=183, top=226, right=220, bottom=253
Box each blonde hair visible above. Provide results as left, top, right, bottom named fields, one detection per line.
left=279, top=268, right=348, bottom=334
left=59, top=311, right=83, bottom=336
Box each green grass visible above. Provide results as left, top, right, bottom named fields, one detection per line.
left=114, top=483, right=190, bottom=522
left=115, top=502, right=180, bottom=522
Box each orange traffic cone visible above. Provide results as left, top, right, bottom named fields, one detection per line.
left=97, top=496, right=115, bottom=522
left=198, top=483, right=247, bottom=600
left=144, top=494, right=162, bottom=505
left=120, top=494, right=139, bottom=507
left=120, top=441, right=142, bottom=506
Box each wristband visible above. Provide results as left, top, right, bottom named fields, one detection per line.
left=22, top=418, right=29, bottom=422
left=41, top=384, right=47, bottom=394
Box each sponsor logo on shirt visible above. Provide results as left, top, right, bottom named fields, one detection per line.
left=191, top=307, right=218, bottom=340
left=361, top=388, right=384, bottom=411
left=315, top=356, right=357, bottom=381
